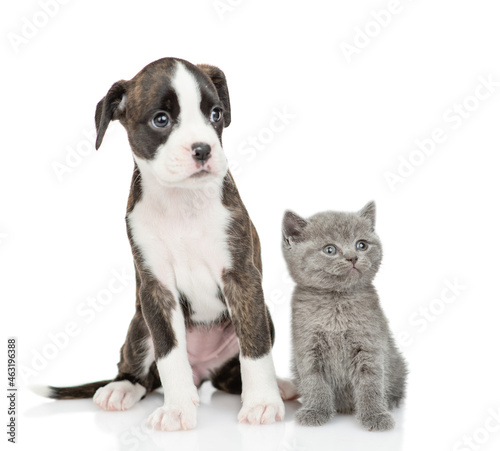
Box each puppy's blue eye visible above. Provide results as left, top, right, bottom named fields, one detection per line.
left=152, top=111, right=170, bottom=128
left=323, top=245, right=337, bottom=255
left=210, top=107, right=222, bottom=123
left=356, top=241, right=368, bottom=251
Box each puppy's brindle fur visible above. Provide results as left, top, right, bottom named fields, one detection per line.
left=36, top=58, right=286, bottom=430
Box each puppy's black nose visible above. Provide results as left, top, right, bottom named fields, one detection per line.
left=191, top=142, right=211, bottom=163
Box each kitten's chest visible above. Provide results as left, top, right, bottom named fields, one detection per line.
left=300, top=296, right=374, bottom=351
left=322, top=299, right=381, bottom=362
left=312, top=303, right=370, bottom=372
left=332, top=302, right=366, bottom=332
left=321, top=298, right=368, bottom=333
left=127, top=189, right=232, bottom=322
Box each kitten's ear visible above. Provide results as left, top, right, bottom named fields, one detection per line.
left=282, top=211, right=308, bottom=247
left=359, top=201, right=376, bottom=231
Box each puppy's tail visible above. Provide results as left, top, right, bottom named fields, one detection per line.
left=29, top=380, right=112, bottom=400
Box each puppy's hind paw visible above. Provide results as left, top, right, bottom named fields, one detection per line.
left=277, top=378, right=299, bottom=401
left=93, top=380, right=146, bottom=411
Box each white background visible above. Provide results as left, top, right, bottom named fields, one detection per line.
left=2, top=0, right=500, bottom=450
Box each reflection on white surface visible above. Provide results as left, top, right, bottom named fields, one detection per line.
left=24, top=382, right=405, bottom=451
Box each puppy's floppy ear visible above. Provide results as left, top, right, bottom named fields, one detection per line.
left=197, top=64, right=231, bottom=127
left=95, top=80, right=128, bottom=150
left=282, top=210, right=308, bottom=247
left=359, top=201, right=376, bottom=231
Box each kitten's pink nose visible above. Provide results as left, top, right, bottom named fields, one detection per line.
left=346, top=256, right=358, bottom=266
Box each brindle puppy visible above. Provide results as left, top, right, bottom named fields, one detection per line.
left=32, top=58, right=291, bottom=431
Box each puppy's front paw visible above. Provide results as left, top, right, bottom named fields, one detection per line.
left=238, top=397, right=285, bottom=425
left=295, top=407, right=334, bottom=426
left=147, top=395, right=199, bottom=431
left=358, top=411, right=395, bottom=431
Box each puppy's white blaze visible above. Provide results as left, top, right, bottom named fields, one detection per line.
left=143, top=61, right=227, bottom=187
left=172, top=63, right=208, bottom=138
left=156, top=303, right=198, bottom=404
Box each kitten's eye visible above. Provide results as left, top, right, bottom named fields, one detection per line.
left=210, top=107, right=223, bottom=123
left=152, top=111, right=170, bottom=128
left=356, top=240, right=369, bottom=251
left=323, top=245, right=337, bottom=255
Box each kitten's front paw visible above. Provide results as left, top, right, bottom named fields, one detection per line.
left=358, top=411, right=395, bottom=431
left=295, top=407, right=334, bottom=427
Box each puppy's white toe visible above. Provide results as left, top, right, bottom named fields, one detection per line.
left=93, top=380, right=145, bottom=411
left=238, top=397, right=285, bottom=425
left=147, top=402, right=198, bottom=431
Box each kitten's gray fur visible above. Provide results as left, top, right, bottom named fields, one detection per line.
left=282, top=202, right=407, bottom=430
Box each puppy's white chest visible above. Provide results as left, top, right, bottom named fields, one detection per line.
left=128, top=188, right=232, bottom=323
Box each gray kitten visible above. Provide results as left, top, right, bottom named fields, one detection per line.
left=282, top=201, right=407, bottom=430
